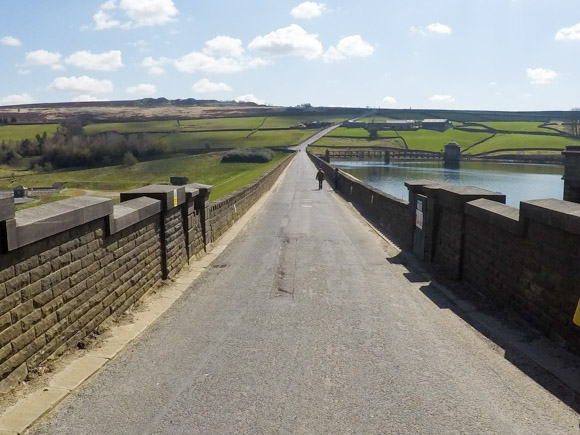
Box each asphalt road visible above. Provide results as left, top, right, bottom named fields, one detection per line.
left=29, top=141, right=579, bottom=434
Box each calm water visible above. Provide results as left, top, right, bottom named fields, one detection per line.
left=335, top=160, right=564, bottom=208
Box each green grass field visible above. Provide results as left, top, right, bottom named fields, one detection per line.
left=327, top=127, right=401, bottom=138
left=148, top=129, right=315, bottom=150
left=84, top=114, right=351, bottom=135
left=397, top=129, right=493, bottom=152
left=0, top=152, right=289, bottom=206
left=478, top=122, right=549, bottom=132
left=467, top=133, right=580, bottom=154
left=311, top=137, right=405, bottom=149
left=0, top=124, right=59, bottom=142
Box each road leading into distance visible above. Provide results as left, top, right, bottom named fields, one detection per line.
left=29, top=133, right=578, bottom=433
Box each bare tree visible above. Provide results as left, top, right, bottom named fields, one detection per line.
left=567, top=108, right=580, bottom=137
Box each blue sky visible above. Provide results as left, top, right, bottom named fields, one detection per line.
left=0, top=0, right=578, bottom=111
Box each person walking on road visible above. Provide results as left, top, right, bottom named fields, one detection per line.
left=316, top=168, right=325, bottom=190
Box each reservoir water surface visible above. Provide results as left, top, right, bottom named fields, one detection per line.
left=335, top=161, right=564, bottom=208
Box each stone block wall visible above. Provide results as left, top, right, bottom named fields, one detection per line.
left=164, top=207, right=187, bottom=279
left=0, top=211, right=163, bottom=391
left=464, top=199, right=580, bottom=353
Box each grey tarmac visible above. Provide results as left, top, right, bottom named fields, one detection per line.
left=28, top=136, right=579, bottom=434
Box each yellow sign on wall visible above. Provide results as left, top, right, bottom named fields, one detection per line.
left=574, top=298, right=580, bottom=326
left=173, top=189, right=178, bottom=207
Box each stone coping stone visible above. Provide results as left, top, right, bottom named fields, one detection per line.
left=465, top=198, right=524, bottom=235
left=0, top=194, right=15, bottom=222
left=521, top=198, right=580, bottom=235
left=438, top=186, right=505, bottom=211
left=562, top=145, right=580, bottom=155
left=183, top=185, right=200, bottom=202
left=5, top=197, right=113, bottom=251
left=108, top=197, right=161, bottom=235
left=120, top=185, right=185, bottom=211
left=187, top=183, right=214, bottom=193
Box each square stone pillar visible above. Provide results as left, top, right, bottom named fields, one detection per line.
left=562, top=146, right=580, bottom=203
left=186, top=183, right=213, bottom=250
left=406, top=181, right=506, bottom=279
left=121, top=185, right=186, bottom=279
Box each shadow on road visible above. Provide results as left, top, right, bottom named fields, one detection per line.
left=386, top=250, right=580, bottom=413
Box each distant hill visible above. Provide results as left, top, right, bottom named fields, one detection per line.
left=0, top=98, right=574, bottom=125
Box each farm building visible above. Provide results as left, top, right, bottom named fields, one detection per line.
left=342, top=120, right=419, bottom=131
left=421, top=119, right=453, bottom=131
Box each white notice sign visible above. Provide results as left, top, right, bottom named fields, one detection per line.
left=416, top=210, right=423, bottom=229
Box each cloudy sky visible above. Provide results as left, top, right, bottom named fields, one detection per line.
left=0, top=0, right=578, bottom=110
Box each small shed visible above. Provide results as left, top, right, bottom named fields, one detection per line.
left=422, top=119, right=453, bottom=131
left=13, top=186, right=28, bottom=198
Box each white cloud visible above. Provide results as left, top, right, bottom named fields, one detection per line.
left=17, top=69, right=30, bottom=75
left=429, top=95, right=455, bottom=102
left=426, top=23, right=452, bottom=35
left=175, top=51, right=266, bottom=74
left=555, top=23, right=580, bottom=40
left=71, top=95, right=108, bottom=102
left=411, top=23, right=452, bottom=36
left=48, top=76, right=113, bottom=94
left=192, top=79, right=233, bottom=93
left=235, top=94, right=265, bottom=105
left=25, top=50, right=63, bottom=70
left=90, top=0, right=178, bottom=30
left=290, top=2, right=326, bottom=19
left=65, top=50, right=123, bottom=71
left=203, top=36, right=244, bottom=58
left=323, top=35, right=374, bottom=62
left=249, top=24, right=323, bottom=60
left=382, top=96, right=396, bottom=104
left=1, top=36, right=21, bottom=47
left=489, top=82, right=498, bottom=86
left=526, top=67, right=558, bottom=84
left=142, top=56, right=170, bottom=74
left=0, top=93, right=34, bottom=105
left=125, top=83, right=157, bottom=95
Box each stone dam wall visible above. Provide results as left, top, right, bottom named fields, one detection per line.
left=0, top=153, right=294, bottom=392
left=309, top=152, right=580, bottom=355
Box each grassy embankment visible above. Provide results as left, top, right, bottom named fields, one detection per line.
left=1, top=152, right=289, bottom=210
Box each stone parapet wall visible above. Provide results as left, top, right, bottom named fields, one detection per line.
left=308, top=151, right=579, bottom=355
left=464, top=199, right=580, bottom=352
left=164, top=207, right=187, bottom=279
left=0, top=154, right=294, bottom=391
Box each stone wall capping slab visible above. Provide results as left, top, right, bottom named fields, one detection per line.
left=5, top=197, right=113, bottom=251
left=520, top=198, right=580, bottom=235
left=108, top=197, right=161, bottom=235
left=187, top=183, right=214, bottom=192
left=465, top=199, right=524, bottom=235
left=120, top=185, right=185, bottom=211
left=439, top=185, right=506, bottom=211
left=183, top=185, right=200, bottom=202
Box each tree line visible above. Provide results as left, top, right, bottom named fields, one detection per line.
left=0, top=117, right=172, bottom=171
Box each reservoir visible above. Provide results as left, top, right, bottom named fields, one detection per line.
left=334, top=160, right=564, bottom=208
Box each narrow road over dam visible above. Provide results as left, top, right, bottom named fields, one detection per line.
left=29, top=139, right=578, bottom=433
